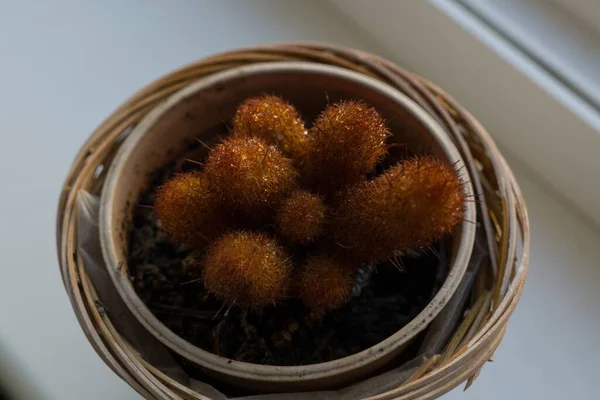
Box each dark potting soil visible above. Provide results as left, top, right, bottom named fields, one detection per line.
left=127, top=162, right=448, bottom=366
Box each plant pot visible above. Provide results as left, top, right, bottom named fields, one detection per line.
left=99, top=61, right=476, bottom=392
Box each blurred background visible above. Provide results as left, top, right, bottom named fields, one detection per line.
left=1, top=0, right=599, bottom=398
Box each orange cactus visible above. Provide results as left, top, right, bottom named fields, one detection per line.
left=204, top=136, right=297, bottom=214
left=332, top=156, right=465, bottom=264
left=153, top=96, right=465, bottom=311
left=232, top=94, right=307, bottom=162
left=202, top=231, right=292, bottom=308
left=302, top=101, right=390, bottom=195
left=275, top=189, right=326, bottom=245
left=297, top=255, right=355, bottom=311
left=154, top=172, right=230, bottom=246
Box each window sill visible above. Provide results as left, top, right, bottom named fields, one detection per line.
left=328, top=0, right=600, bottom=228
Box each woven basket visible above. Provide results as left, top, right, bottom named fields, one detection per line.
left=56, top=43, right=529, bottom=399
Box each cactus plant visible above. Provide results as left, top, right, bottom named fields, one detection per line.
left=154, top=172, right=230, bottom=246
left=302, top=101, right=390, bottom=195
left=296, top=254, right=355, bottom=311
left=275, top=189, right=326, bottom=245
left=232, top=94, right=307, bottom=162
left=152, top=95, right=464, bottom=311
left=202, top=231, right=292, bottom=308
left=203, top=136, right=297, bottom=215
left=331, top=156, right=465, bottom=264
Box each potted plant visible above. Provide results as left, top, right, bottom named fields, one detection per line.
left=100, top=62, right=475, bottom=392
left=58, top=43, right=528, bottom=400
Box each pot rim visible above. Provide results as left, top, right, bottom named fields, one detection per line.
left=99, top=61, right=476, bottom=383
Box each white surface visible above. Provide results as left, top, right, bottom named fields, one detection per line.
left=0, top=1, right=598, bottom=399
left=461, top=0, right=600, bottom=106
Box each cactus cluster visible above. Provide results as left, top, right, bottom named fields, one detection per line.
left=154, top=95, right=465, bottom=312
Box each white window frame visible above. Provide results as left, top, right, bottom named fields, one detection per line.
left=458, top=0, right=600, bottom=115
left=327, top=0, right=600, bottom=228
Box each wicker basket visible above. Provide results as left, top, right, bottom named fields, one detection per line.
left=56, top=43, right=529, bottom=399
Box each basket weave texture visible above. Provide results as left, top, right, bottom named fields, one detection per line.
left=56, top=43, right=529, bottom=399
